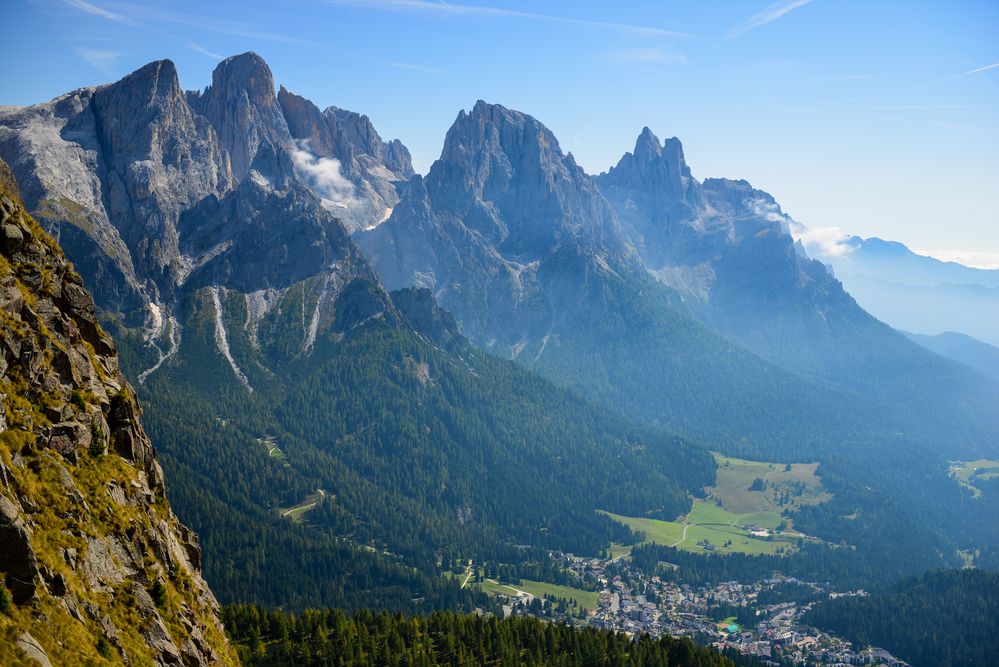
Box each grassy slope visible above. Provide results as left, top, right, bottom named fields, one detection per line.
left=601, top=452, right=831, bottom=556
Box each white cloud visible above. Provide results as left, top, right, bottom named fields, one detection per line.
left=759, top=199, right=855, bottom=259
left=64, top=0, right=136, bottom=25
left=950, top=61, right=999, bottom=79
left=728, top=0, right=816, bottom=39
left=911, top=248, right=999, bottom=271
left=187, top=42, right=224, bottom=61
left=795, top=225, right=854, bottom=258
left=76, top=48, right=123, bottom=76
left=290, top=140, right=357, bottom=212
left=599, top=48, right=686, bottom=65
left=749, top=198, right=794, bottom=233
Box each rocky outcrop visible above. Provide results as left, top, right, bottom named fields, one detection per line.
left=597, top=127, right=708, bottom=270
left=278, top=86, right=414, bottom=232
left=187, top=52, right=290, bottom=183
left=0, top=52, right=412, bottom=339
left=390, top=287, right=461, bottom=346
left=0, top=170, right=236, bottom=665
left=358, top=100, right=638, bottom=353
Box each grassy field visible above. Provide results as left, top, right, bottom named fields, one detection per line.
left=950, top=459, right=999, bottom=497
left=599, top=452, right=833, bottom=557
left=708, top=452, right=831, bottom=515
left=456, top=572, right=600, bottom=610
left=279, top=489, right=326, bottom=524
left=480, top=578, right=599, bottom=610
left=608, top=543, right=632, bottom=560
left=602, top=501, right=802, bottom=556
left=256, top=435, right=291, bottom=468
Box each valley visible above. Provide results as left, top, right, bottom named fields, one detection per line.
left=452, top=537, right=913, bottom=666
left=1, top=23, right=997, bottom=664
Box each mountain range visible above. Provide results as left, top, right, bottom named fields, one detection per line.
left=2, top=52, right=998, bottom=618
left=807, top=235, right=999, bottom=350
left=360, top=100, right=999, bottom=458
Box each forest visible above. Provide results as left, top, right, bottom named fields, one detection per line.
left=803, top=569, right=999, bottom=666
left=110, top=294, right=714, bottom=609
left=223, top=604, right=750, bottom=667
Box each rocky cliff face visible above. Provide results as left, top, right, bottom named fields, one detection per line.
left=598, top=128, right=705, bottom=271
left=0, top=59, right=232, bottom=317
left=358, top=100, right=638, bottom=352
left=0, top=52, right=412, bottom=333
left=278, top=86, right=413, bottom=233
left=597, top=128, right=870, bottom=363
left=0, top=166, right=235, bottom=666
left=186, top=52, right=290, bottom=184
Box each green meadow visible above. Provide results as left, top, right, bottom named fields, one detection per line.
left=601, top=452, right=831, bottom=556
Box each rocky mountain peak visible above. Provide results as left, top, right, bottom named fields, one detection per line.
left=207, top=52, right=277, bottom=108
left=358, top=102, right=638, bottom=352
left=440, top=100, right=563, bottom=175
left=188, top=51, right=290, bottom=182
left=602, top=129, right=699, bottom=205
left=634, top=126, right=663, bottom=159
left=110, top=58, right=183, bottom=105
left=323, top=106, right=415, bottom=179
left=277, top=85, right=334, bottom=155
left=422, top=100, right=634, bottom=262
left=594, top=130, right=711, bottom=274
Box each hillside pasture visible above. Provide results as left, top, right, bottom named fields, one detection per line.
left=708, top=452, right=831, bottom=515
left=601, top=501, right=803, bottom=556
left=950, top=459, right=999, bottom=498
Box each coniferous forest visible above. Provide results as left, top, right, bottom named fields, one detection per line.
left=223, top=605, right=744, bottom=667
left=803, top=569, right=999, bottom=666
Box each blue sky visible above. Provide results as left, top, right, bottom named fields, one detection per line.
left=3, top=0, right=998, bottom=265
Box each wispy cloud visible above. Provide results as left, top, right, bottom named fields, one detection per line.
left=913, top=60, right=999, bottom=88
left=727, top=0, right=816, bottom=39
left=794, top=224, right=855, bottom=259
left=124, top=5, right=327, bottom=47
left=187, top=42, right=224, bottom=61
left=952, top=61, right=999, bottom=78
left=63, top=0, right=136, bottom=25
left=599, top=48, right=686, bottom=66
left=62, top=1, right=326, bottom=48
left=325, top=0, right=693, bottom=38
left=761, top=200, right=856, bottom=259
left=76, top=48, right=123, bottom=76
left=870, top=104, right=995, bottom=111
